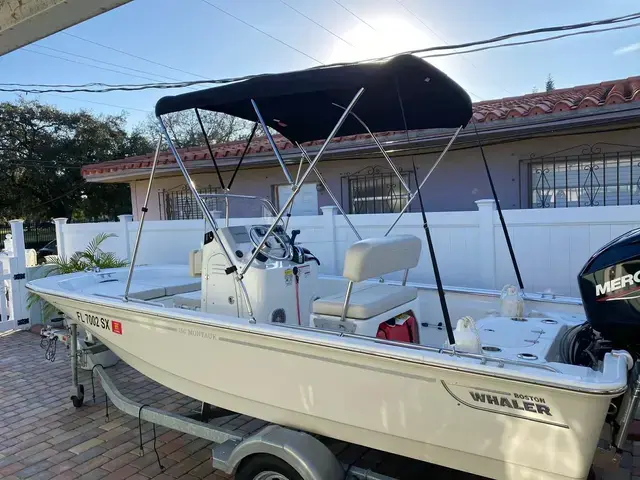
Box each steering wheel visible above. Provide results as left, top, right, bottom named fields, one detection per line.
left=249, top=226, right=292, bottom=261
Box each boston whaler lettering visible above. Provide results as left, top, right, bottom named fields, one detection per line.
left=28, top=55, right=640, bottom=480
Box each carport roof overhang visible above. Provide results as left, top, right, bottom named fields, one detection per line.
left=0, top=0, right=131, bottom=56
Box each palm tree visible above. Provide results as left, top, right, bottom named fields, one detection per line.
left=28, top=233, right=128, bottom=321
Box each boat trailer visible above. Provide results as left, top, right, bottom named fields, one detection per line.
left=43, top=323, right=410, bottom=480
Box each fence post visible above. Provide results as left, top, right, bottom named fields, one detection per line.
left=53, top=218, right=68, bottom=259
left=8, top=220, right=29, bottom=329
left=320, top=206, right=339, bottom=275
left=475, top=199, right=497, bottom=290
left=118, top=214, right=134, bottom=261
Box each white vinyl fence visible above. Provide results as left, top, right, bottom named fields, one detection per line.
left=55, top=200, right=640, bottom=299
left=0, top=221, right=31, bottom=332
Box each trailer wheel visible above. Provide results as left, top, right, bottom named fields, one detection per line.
left=235, top=454, right=303, bottom=480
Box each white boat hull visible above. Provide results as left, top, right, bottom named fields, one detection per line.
left=39, top=288, right=623, bottom=480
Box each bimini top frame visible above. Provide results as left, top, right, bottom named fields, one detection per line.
left=124, top=54, right=473, bottom=322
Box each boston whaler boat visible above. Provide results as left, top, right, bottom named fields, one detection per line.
left=28, top=55, right=640, bottom=480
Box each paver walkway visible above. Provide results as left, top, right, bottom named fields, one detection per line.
left=0, top=330, right=637, bottom=480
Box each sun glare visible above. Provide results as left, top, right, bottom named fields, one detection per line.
left=327, top=16, right=430, bottom=63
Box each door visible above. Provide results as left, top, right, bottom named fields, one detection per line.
left=277, top=183, right=318, bottom=216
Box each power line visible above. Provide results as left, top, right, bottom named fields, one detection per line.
left=394, top=0, right=447, bottom=44
left=37, top=92, right=152, bottom=113
left=277, top=0, right=355, bottom=48
left=21, top=47, right=168, bottom=84
left=331, top=0, right=377, bottom=31
left=394, top=0, right=513, bottom=97
left=421, top=21, right=640, bottom=59
left=30, top=44, right=183, bottom=83
left=3, top=10, right=639, bottom=95
left=198, top=0, right=324, bottom=65
left=61, top=32, right=209, bottom=80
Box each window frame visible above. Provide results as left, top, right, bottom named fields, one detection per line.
left=522, top=143, right=640, bottom=209
left=340, top=165, right=413, bottom=215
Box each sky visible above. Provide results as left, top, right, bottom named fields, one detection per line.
left=0, top=0, right=639, bottom=129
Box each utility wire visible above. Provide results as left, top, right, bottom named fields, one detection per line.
left=394, top=0, right=511, bottom=96
left=421, top=21, right=640, bottom=59
left=21, top=47, right=169, bottom=84
left=30, top=44, right=183, bottom=83
left=277, top=0, right=355, bottom=48
left=4, top=10, right=639, bottom=94
left=331, top=0, right=377, bottom=31
left=61, top=32, right=209, bottom=80
left=37, top=92, right=152, bottom=113
left=198, top=0, right=324, bottom=65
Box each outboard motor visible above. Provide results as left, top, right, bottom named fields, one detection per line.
left=578, top=227, right=640, bottom=357
left=578, top=228, right=640, bottom=469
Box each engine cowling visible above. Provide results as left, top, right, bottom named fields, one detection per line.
left=578, top=227, right=640, bottom=353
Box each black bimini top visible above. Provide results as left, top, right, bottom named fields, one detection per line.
left=155, top=55, right=472, bottom=144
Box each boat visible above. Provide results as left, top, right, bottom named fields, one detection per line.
left=27, top=54, right=640, bottom=480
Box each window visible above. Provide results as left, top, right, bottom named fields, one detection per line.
left=275, top=183, right=318, bottom=216
left=159, top=185, right=221, bottom=220
left=341, top=165, right=412, bottom=214
left=528, top=146, right=640, bottom=208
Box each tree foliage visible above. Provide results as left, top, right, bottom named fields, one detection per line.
left=140, top=110, right=257, bottom=149
left=546, top=74, right=555, bottom=92
left=0, top=99, right=152, bottom=222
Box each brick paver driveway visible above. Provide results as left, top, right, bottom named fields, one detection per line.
left=0, top=330, right=637, bottom=480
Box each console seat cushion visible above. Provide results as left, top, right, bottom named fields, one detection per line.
left=312, top=284, right=417, bottom=320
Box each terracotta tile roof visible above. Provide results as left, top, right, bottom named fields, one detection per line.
left=82, top=76, right=640, bottom=178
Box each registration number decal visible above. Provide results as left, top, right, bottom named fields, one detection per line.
left=76, top=312, right=122, bottom=334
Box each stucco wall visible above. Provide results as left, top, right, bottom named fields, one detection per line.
left=129, top=127, right=640, bottom=220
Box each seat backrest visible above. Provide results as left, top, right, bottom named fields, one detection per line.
left=189, top=249, right=202, bottom=277
left=342, top=235, right=422, bottom=282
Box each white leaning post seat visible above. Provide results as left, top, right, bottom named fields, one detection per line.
left=312, top=235, right=422, bottom=320
left=189, top=249, right=202, bottom=277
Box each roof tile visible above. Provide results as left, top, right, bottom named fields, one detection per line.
left=82, top=75, right=640, bottom=178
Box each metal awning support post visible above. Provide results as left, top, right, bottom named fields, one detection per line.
left=157, top=116, right=255, bottom=320
left=124, top=138, right=162, bottom=301
left=331, top=104, right=412, bottom=195
left=384, top=126, right=463, bottom=236
left=240, top=88, right=365, bottom=277
left=251, top=99, right=294, bottom=185
left=297, top=143, right=362, bottom=241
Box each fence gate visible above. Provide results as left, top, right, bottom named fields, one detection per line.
left=0, top=260, right=14, bottom=332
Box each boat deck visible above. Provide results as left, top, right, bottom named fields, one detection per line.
left=51, top=264, right=590, bottom=373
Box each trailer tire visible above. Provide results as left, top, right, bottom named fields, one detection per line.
left=235, top=454, right=303, bottom=480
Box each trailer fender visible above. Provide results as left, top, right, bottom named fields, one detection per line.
left=212, top=425, right=344, bottom=480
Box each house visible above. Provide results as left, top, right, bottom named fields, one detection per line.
left=81, top=76, right=640, bottom=220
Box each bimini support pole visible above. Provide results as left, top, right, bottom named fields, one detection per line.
left=195, top=108, right=230, bottom=225
left=251, top=99, right=294, bottom=185
left=297, top=143, right=362, bottom=241
left=240, top=87, right=365, bottom=277
left=157, top=117, right=256, bottom=321
left=331, top=104, right=412, bottom=194
left=124, top=138, right=162, bottom=301
left=412, top=161, right=455, bottom=347
left=473, top=122, right=525, bottom=291
left=384, top=126, right=463, bottom=236
left=226, top=123, right=259, bottom=226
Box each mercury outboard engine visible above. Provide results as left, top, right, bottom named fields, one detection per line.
left=579, top=228, right=640, bottom=469
left=579, top=227, right=640, bottom=357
